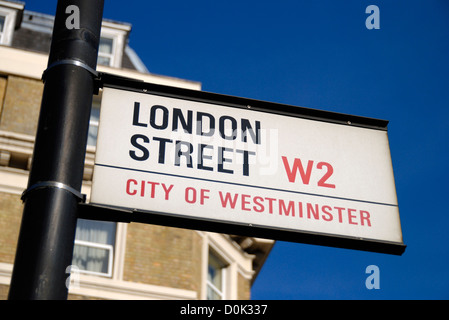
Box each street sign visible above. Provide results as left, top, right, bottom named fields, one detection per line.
left=90, top=78, right=405, bottom=255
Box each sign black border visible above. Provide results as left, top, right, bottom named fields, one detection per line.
left=96, top=72, right=389, bottom=131
left=83, top=72, right=406, bottom=256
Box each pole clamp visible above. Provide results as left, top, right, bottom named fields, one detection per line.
left=21, top=181, right=86, bottom=203
left=42, top=59, right=99, bottom=81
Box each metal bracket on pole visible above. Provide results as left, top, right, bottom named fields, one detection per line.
left=42, top=59, right=99, bottom=82
left=21, top=181, right=86, bottom=203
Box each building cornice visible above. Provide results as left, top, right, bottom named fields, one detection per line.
left=0, top=45, right=201, bottom=89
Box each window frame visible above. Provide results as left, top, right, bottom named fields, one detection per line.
left=97, top=21, right=130, bottom=68
left=97, top=36, right=116, bottom=67
left=72, top=217, right=118, bottom=278
left=0, top=5, right=19, bottom=45
left=73, top=239, right=114, bottom=278
left=200, top=233, right=256, bottom=300
left=206, top=249, right=227, bottom=300
left=0, top=15, right=5, bottom=33
left=87, top=96, right=101, bottom=147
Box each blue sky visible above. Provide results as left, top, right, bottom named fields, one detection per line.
left=25, top=0, right=449, bottom=299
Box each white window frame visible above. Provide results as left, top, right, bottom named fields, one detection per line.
left=97, top=36, right=115, bottom=67
left=88, top=115, right=100, bottom=145
left=207, top=250, right=227, bottom=300
left=0, top=2, right=22, bottom=46
left=87, top=95, right=101, bottom=146
left=73, top=239, right=114, bottom=278
left=98, top=21, right=130, bottom=68
left=69, top=220, right=129, bottom=282
left=0, top=15, right=5, bottom=38
left=200, top=232, right=256, bottom=300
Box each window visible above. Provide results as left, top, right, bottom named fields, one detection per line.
left=0, top=9, right=13, bottom=45
left=0, top=15, right=5, bottom=33
left=97, top=21, right=130, bottom=68
left=72, top=219, right=116, bottom=277
left=0, top=13, right=6, bottom=44
left=207, top=250, right=227, bottom=300
left=87, top=99, right=101, bottom=146
left=98, top=37, right=114, bottom=66
left=0, top=1, right=23, bottom=45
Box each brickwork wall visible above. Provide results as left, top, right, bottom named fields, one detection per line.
left=0, top=193, right=23, bottom=300
left=0, top=193, right=23, bottom=265
left=0, top=284, right=9, bottom=300
left=0, top=75, right=43, bottom=135
left=68, top=294, right=102, bottom=300
left=238, top=272, right=251, bottom=300
left=0, top=77, right=7, bottom=116
left=0, top=74, right=256, bottom=300
left=124, top=223, right=203, bottom=296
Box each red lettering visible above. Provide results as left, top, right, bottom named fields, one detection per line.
left=126, top=179, right=138, bottom=195
left=279, top=200, right=295, bottom=216
left=200, top=189, right=210, bottom=205
left=140, top=180, right=145, bottom=197
left=253, top=196, right=264, bottom=213
left=298, top=201, right=303, bottom=218
left=307, top=203, right=319, bottom=220
left=282, top=156, right=313, bottom=184
left=347, top=208, right=357, bottom=225
left=185, top=187, right=196, bottom=204
left=208, top=191, right=371, bottom=229
left=317, top=162, right=336, bottom=188
left=264, top=197, right=277, bottom=214
left=219, top=192, right=239, bottom=209
left=161, top=183, right=174, bottom=200
left=321, top=205, right=333, bottom=221
left=241, top=194, right=251, bottom=211
left=360, top=210, right=372, bottom=227
left=146, top=181, right=160, bottom=198
left=334, top=206, right=345, bottom=223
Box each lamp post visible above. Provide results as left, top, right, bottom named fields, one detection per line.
left=8, top=0, right=104, bottom=300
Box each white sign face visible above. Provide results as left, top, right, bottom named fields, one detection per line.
left=91, top=87, right=403, bottom=247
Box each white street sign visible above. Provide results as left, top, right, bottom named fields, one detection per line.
left=91, top=85, right=404, bottom=252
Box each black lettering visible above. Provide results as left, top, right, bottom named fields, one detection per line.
left=173, top=108, right=193, bottom=134
left=241, top=119, right=261, bottom=144
left=132, top=102, right=147, bottom=127
left=175, top=140, right=193, bottom=168
left=218, top=147, right=233, bottom=174
left=236, top=149, right=256, bottom=176
left=219, top=116, right=237, bottom=140
left=129, top=134, right=149, bottom=161
left=196, top=112, right=215, bottom=136
left=153, top=137, right=172, bottom=164
left=150, top=105, right=168, bottom=130
left=198, top=144, right=213, bottom=171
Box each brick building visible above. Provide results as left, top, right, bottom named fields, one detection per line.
left=0, top=1, right=273, bottom=300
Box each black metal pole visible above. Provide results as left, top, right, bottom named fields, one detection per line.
left=8, top=0, right=104, bottom=300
